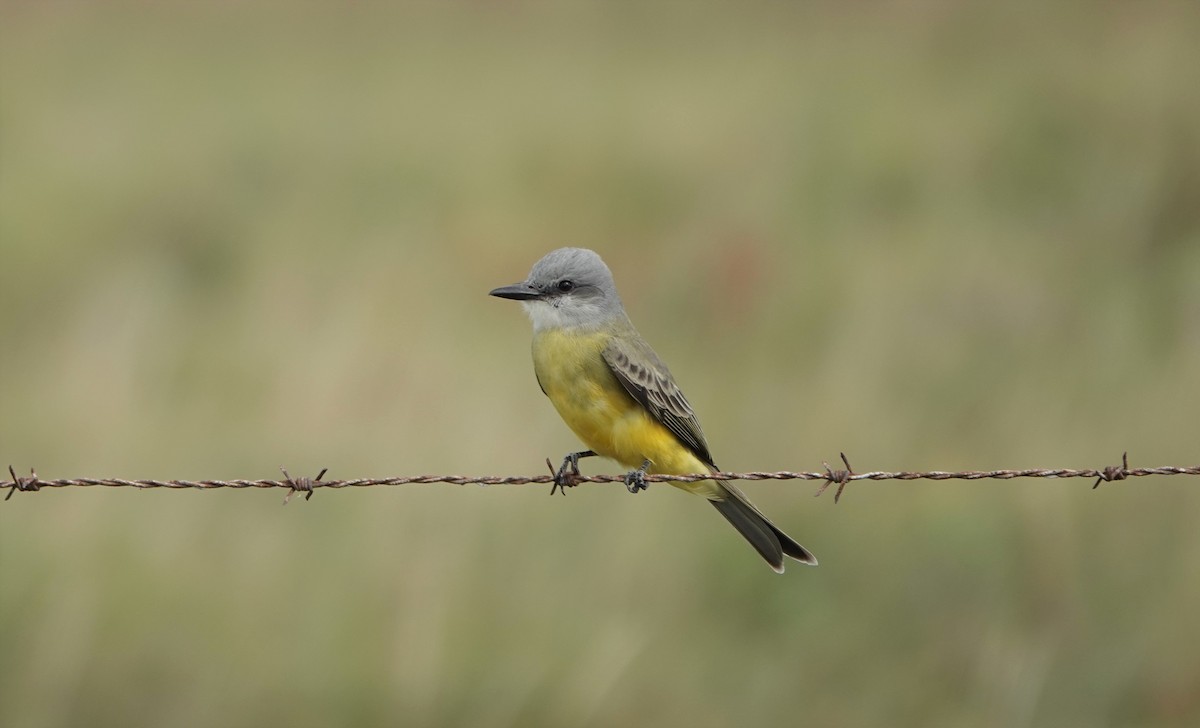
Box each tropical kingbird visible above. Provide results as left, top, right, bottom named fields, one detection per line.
left=490, top=247, right=816, bottom=572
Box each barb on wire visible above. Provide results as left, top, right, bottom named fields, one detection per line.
left=3, top=452, right=1198, bottom=502
left=1092, top=452, right=1129, bottom=489
left=281, top=466, right=327, bottom=504
left=814, top=452, right=855, bottom=503
left=5, top=465, right=39, bottom=501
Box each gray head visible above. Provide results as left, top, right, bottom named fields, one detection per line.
left=489, top=247, right=626, bottom=331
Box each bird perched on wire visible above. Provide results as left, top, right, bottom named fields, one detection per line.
left=490, top=247, right=816, bottom=572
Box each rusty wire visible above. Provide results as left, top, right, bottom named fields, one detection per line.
left=3, top=453, right=1197, bottom=504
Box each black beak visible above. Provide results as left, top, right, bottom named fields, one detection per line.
left=489, top=282, right=541, bottom=301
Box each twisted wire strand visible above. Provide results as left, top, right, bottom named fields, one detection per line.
left=4, top=456, right=1198, bottom=501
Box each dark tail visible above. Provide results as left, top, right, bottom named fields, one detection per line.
left=709, top=481, right=817, bottom=572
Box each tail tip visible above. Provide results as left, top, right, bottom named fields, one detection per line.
left=774, top=552, right=818, bottom=573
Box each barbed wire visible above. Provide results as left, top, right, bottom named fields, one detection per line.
left=4, top=453, right=1198, bottom=504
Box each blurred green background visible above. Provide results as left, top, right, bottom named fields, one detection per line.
left=2, top=2, right=1199, bottom=726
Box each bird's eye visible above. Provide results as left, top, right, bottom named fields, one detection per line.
left=557, top=280, right=575, bottom=292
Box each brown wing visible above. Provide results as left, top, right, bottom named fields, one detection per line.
left=602, top=335, right=716, bottom=468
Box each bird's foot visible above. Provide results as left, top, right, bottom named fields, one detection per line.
left=550, top=450, right=597, bottom=495
left=624, top=460, right=652, bottom=494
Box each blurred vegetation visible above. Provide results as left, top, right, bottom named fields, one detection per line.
left=2, top=2, right=1199, bottom=726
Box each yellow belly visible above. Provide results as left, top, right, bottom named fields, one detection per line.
left=531, top=328, right=712, bottom=481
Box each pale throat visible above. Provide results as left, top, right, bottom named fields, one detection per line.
left=521, top=299, right=612, bottom=333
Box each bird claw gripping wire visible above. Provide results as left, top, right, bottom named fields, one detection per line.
left=624, top=460, right=651, bottom=494
left=5, top=465, right=40, bottom=502
left=1093, top=452, right=1130, bottom=489
left=281, top=466, right=326, bottom=504
left=548, top=450, right=596, bottom=496
left=815, top=453, right=854, bottom=504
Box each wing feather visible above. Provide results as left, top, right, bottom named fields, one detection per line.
left=601, top=336, right=716, bottom=467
